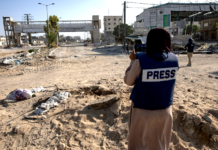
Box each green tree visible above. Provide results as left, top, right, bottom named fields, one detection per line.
left=46, top=32, right=57, bottom=46
left=44, top=15, right=59, bottom=46
left=113, top=23, right=134, bottom=43
left=183, top=25, right=200, bottom=35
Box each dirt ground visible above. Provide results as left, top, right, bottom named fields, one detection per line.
left=0, top=43, right=218, bottom=150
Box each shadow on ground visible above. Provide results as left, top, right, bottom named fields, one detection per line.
left=209, top=71, right=218, bottom=75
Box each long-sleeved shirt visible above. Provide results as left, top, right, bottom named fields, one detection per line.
left=124, top=59, right=141, bottom=86
left=185, top=42, right=195, bottom=52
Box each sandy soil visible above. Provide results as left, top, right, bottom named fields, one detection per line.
left=0, top=43, right=218, bottom=150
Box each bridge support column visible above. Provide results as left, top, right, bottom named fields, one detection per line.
left=92, top=15, right=101, bottom=43
left=15, top=33, right=21, bottom=47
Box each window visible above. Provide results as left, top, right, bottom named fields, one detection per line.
left=108, top=28, right=110, bottom=30
left=119, top=18, right=121, bottom=20
left=204, top=23, right=208, bottom=27
left=114, top=23, right=116, bottom=25
left=114, top=18, right=116, bottom=21
left=108, top=18, right=110, bottom=21
left=108, top=23, right=110, bottom=25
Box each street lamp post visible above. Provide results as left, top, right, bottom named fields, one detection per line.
left=38, top=3, right=55, bottom=35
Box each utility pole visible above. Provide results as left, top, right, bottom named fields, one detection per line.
left=23, top=14, right=33, bottom=45
left=124, top=1, right=126, bottom=51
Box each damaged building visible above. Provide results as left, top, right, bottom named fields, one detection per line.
left=134, top=3, right=218, bottom=41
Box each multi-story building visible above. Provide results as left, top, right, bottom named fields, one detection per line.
left=0, top=36, right=6, bottom=42
left=200, top=18, right=218, bottom=40
left=134, top=3, right=216, bottom=38
left=104, top=16, right=123, bottom=44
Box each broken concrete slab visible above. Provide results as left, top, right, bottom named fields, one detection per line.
left=88, top=95, right=119, bottom=110
left=110, top=100, right=122, bottom=116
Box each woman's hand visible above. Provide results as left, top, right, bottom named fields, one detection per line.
left=129, top=48, right=136, bottom=60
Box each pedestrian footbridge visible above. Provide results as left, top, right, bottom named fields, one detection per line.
left=3, top=15, right=101, bottom=47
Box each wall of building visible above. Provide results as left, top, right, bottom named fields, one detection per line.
left=0, top=37, right=6, bottom=42
left=200, top=18, right=217, bottom=31
left=142, top=7, right=171, bottom=29
left=104, top=16, right=123, bottom=32
left=200, top=18, right=218, bottom=40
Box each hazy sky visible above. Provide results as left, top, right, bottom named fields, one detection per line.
left=0, top=0, right=206, bottom=39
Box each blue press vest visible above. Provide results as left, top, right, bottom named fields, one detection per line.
left=130, top=52, right=179, bottom=110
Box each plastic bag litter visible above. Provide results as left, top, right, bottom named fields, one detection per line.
left=34, top=107, right=48, bottom=115
left=5, top=89, right=32, bottom=101
left=30, top=86, right=45, bottom=93
left=34, top=91, right=71, bottom=115
left=3, top=58, right=15, bottom=65
left=4, top=86, right=45, bottom=103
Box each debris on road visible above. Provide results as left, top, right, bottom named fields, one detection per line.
left=4, top=86, right=45, bottom=103
left=34, top=91, right=71, bottom=115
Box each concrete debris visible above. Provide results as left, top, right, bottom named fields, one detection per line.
left=110, top=100, right=122, bottom=116
left=49, top=48, right=57, bottom=56
left=88, top=95, right=118, bottom=110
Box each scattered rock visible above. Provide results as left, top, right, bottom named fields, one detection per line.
left=191, top=80, right=194, bottom=83
left=208, top=75, right=213, bottom=78
left=183, top=120, right=195, bottom=136
left=110, top=100, right=122, bottom=116
left=202, top=114, right=212, bottom=123
left=88, top=95, right=119, bottom=110
left=179, top=105, right=185, bottom=109
left=215, top=76, right=218, bottom=79
left=184, top=77, right=188, bottom=80
left=193, top=102, right=199, bottom=105
left=58, top=143, right=66, bottom=150
left=187, top=89, right=191, bottom=92
left=99, top=114, right=105, bottom=119
left=48, top=55, right=56, bottom=59
left=51, top=119, right=63, bottom=130
left=41, top=115, right=47, bottom=120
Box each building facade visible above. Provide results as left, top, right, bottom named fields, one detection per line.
left=134, top=3, right=218, bottom=38
left=0, top=36, right=6, bottom=42
left=104, top=16, right=123, bottom=44
left=200, top=18, right=218, bottom=40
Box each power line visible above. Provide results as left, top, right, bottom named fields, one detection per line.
left=22, top=14, right=34, bottom=45
left=126, top=1, right=158, bottom=5
left=127, top=6, right=148, bottom=9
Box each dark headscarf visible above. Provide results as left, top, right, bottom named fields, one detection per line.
left=146, top=28, right=171, bottom=57
left=188, top=38, right=193, bottom=43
